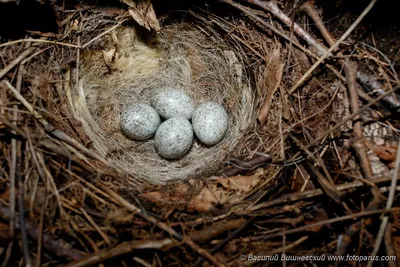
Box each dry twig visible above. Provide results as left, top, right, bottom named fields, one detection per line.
left=236, top=0, right=399, bottom=110
left=0, top=48, right=35, bottom=80
left=242, top=0, right=327, bottom=55
left=4, top=81, right=109, bottom=166
left=344, top=61, right=373, bottom=178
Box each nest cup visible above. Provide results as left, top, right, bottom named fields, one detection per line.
left=71, top=23, right=254, bottom=184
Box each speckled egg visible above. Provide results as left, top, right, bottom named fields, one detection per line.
left=192, top=101, right=228, bottom=146
left=150, top=87, right=195, bottom=119
left=120, top=103, right=161, bottom=141
left=154, top=117, right=194, bottom=159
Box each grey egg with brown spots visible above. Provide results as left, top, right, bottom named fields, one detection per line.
left=154, top=117, right=194, bottom=159
left=150, top=87, right=195, bottom=119
left=120, top=103, right=161, bottom=141
left=192, top=101, right=228, bottom=146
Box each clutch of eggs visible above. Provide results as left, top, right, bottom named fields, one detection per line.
left=120, top=88, right=229, bottom=160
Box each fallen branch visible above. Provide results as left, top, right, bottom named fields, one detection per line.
left=224, top=0, right=397, bottom=109
left=356, top=72, right=400, bottom=111
left=242, top=0, right=328, bottom=56
left=300, top=2, right=336, bottom=51
left=300, top=2, right=398, bottom=109
left=288, top=0, right=379, bottom=93
left=334, top=60, right=381, bottom=258
left=345, top=61, right=373, bottom=178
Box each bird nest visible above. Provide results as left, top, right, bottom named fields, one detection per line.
left=2, top=0, right=400, bottom=265
left=71, top=23, right=254, bottom=184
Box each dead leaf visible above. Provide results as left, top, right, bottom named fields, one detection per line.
left=142, top=170, right=264, bottom=212
left=257, top=45, right=284, bottom=125
left=142, top=183, right=190, bottom=205
left=373, top=144, right=398, bottom=162
left=190, top=170, right=264, bottom=212
left=188, top=185, right=225, bottom=212
left=126, top=0, right=160, bottom=32
left=103, top=48, right=116, bottom=68
left=71, top=19, right=80, bottom=31
left=216, top=168, right=264, bottom=191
